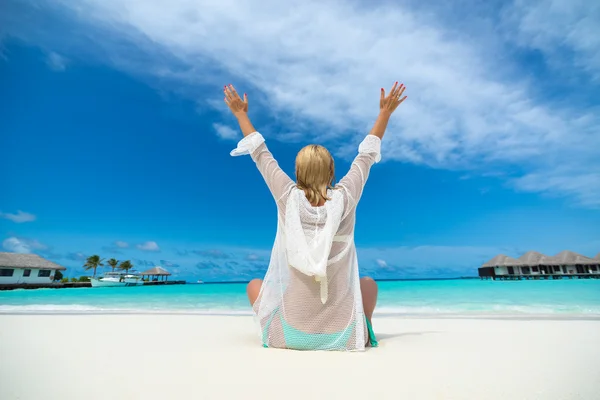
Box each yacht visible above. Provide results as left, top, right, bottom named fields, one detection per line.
left=90, top=271, right=144, bottom=287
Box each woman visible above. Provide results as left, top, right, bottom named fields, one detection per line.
left=225, top=82, right=407, bottom=351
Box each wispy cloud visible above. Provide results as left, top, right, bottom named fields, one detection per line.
left=195, top=261, right=220, bottom=270
left=504, top=0, right=600, bottom=81
left=2, top=237, right=47, bottom=254
left=46, top=51, right=67, bottom=71
left=134, top=259, right=155, bottom=267
left=102, top=246, right=123, bottom=255
left=512, top=169, right=600, bottom=208
left=2, top=237, right=33, bottom=253
left=102, top=240, right=130, bottom=254
left=0, top=210, right=36, bottom=223
left=358, top=245, right=506, bottom=278
left=212, top=123, right=238, bottom=140
left=121, top=243, right=511, bottom=280
left=5, top=0, right=600, bottom=207
left=160, top=259, right=180, bottom=268
left=193, top=249, right=230, bottom=259
left=245, top=253, right=261, bottom=261
left=122, top=244, right=506, bottom=280
left=66, top=252, right=87, bottom=262
left=136, top=241, right=160, bottom=252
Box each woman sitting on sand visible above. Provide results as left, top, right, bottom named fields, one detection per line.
left=225, top=82, right=407, bottom=351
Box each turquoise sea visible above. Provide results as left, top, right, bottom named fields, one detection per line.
left=1, top=279, right=600, bottom=316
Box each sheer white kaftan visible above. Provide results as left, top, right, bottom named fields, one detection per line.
left=231, top=131, right=381, bottom=351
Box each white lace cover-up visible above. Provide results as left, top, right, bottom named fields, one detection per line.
left=231, top=131, right=381, bottom=351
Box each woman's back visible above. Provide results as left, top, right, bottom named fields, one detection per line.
left=225, top=81, right=407, bottom=350
left=239, top=135, right=381, bottom=350
left=283, top=188, right=358, bottom=332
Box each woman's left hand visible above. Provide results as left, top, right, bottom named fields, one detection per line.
left=224, top=84, right=248, bottom=118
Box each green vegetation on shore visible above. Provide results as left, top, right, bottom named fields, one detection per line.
left=83, top=255, right=136, bottom=277
left=56, top=255, right=138, bottom=282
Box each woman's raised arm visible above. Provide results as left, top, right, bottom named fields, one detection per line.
left=225, top=84, right=294, bottom=207
left=337, top=82, right=407, bottom=214
left=370, top=82, right=407, bottom=139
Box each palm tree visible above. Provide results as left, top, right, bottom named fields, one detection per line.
left=118, top=260, right=134, bottom=273
left=84, top=255, right=105, bottom=278
left=107, top=258, right=119, bottom=272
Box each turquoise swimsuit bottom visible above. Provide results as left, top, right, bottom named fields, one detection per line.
left=262, top=308, right=378, bottom=350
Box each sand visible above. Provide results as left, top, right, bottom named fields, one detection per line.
left=1, top=314, right=599, bottom=399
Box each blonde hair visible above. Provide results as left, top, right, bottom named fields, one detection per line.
left=295, top=144, right=335, bottom=205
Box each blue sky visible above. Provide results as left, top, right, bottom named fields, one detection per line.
left=1, top=0, right=599, bottom=281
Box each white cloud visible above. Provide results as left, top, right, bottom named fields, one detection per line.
left=212, top=123, right=239, bottom=140
left=504, top=0, right=600, bottom=80
left=66, top=252, right=87, bottom=261
left=10, top=0, right=600, bottom=207
left=115, top=241, right=129, bottom=248
left=2, top=237, right=31, bottom=253
left=136, top=241, right=160, bottom=252
left=512, top=170, right=600, bottom=208
left=0, top=210, right=36, bottom=223
left=276, top=132, right=304, bottom=143
left=357, top=242, right=600, bottom=278
left=2, top=237, right=48, bottom=254
left=160, top=259, right=179, bottom=268
left=358, top=245, right=510, bottom=278
left=46, top=51, right=67, bottom=71
left=246, top=253, right=260, bottom=261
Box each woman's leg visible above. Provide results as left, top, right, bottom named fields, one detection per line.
left=360, top=276, right=378, bottom=323
left=246, top=278, right=263, bottom=306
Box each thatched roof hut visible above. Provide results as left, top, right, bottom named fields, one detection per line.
left=543, top=250, right=597, bottom=266
left=595, top=252, right=600, bottom=261
left=0, top=252, right=66, bottom=270
left=482, top=254, right=524, bottom=267
left=139, top=266, right=171, bottom=281
left=518, top=251, right=546, bottom=266
left=140, top=266, right=171, bottom=276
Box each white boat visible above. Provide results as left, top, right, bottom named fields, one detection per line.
left=90, top=271, right=144, bottom=287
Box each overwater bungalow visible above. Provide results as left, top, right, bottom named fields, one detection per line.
left=479, top=250, right=600, bottom=280
left=542, top=250, right=598, bottom=275
left=517, top=251, right=545, bottom=275
left=478, top=254, right=525, bottom=278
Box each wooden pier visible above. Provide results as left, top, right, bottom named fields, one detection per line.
left=0, top=280, right=186, bottom=291
left=143, top=280, right=186, bottom=286
left=480, top=274, right=600, bottom=281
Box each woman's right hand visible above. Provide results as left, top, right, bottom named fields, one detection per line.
left=380, top=82, right=407, bottom=115
left=224, top=84, right=256, bottom=137
left=224, top=84, right=248, bottom=118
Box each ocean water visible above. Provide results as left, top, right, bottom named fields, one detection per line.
left=1, top=279, right=600, bottom=317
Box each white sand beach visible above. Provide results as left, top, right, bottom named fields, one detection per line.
left=1, top=314, right=599, bottom=399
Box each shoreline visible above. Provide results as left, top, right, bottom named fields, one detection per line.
left=1, top=314, right=599, bottom=399
left=1, top=309, right=600, bottom=320
left=0, top=280, right=187, bottom=291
